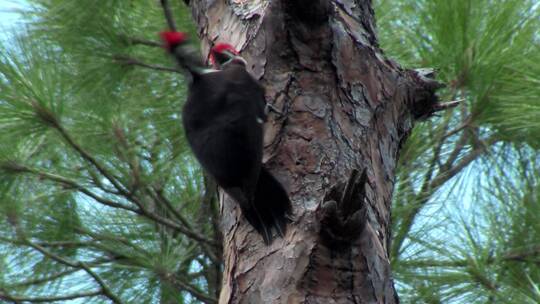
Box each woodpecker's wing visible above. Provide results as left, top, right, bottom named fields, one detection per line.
left=182, top=64, right=290, bottom=244
left=182, top=65, right=265, bottom=192
left=221, top=64, right=267, bottom=123
left=217, top=66, right=291, bottom=243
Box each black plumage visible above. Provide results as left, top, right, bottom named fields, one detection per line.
left=162, top=32, right=291, bottom=244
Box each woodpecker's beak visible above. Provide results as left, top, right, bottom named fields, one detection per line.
left=213, top=50, right=247, bottom=68
left=221, top=50, right=237, bottom=61
left=225, top=51, right=248, bottom=66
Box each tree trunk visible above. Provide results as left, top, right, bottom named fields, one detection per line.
left=188, top=0, right=441, bottom=303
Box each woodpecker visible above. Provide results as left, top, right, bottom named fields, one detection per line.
left=161, top=32, right=292, bottom=244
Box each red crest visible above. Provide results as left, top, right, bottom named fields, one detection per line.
left=209, top=43, right=239, bottom=65
left=160, top=31, right=188, bottom=50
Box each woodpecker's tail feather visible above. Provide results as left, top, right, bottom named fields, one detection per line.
left=222, top=186, right=272, bottom=244
left=251, top=167, right=292, bottom=244
left=223, top=168, right=292, bottom=245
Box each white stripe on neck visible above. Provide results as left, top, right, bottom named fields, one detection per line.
left=194, top=67, right=219, bottom=74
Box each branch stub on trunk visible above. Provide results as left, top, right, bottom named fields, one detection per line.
left=318, top=168, right=368, bottom=248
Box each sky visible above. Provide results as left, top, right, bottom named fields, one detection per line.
left=0, top=0, right=27, bottom=35
left=0, top=1, right=527, bottom=303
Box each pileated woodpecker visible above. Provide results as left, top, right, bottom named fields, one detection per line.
left=161, top=32, right=291, bottom=244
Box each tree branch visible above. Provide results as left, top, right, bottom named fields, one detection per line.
left=2, top=218, right=117, bottom=301
left=113, top=55, right=180, bottom=73
left=2, top=161, right=218, bottom=247
left=440, top=117, right=472, bottom=141
left=430, top=137, right=496, bottom=190
left=52, top=124, right=131, bottom=198
left=33, top=240, right=93, bottom=248
left=25, top=241, right=125, bottom=304
left=392, top=136, right=497, bottom=259
left=151, top=187, right=191, bottom=228
left=76, top=227, right=149, bottom=257
left=6, top=256, right=116, bottom=289
left=401, top=245, right=540, bottom=268
left=13, top=121, right=220, bottom=246
left=8, top=269, right=78, bottom=288
left=391, top=117, right=451, bottom=260
left=0, top=290, right=102, bottom=303
left=131, top=197, right=219, bottom=248
left=441, top=128, right=469, bottom=171
left=123, top=36, right=162, bottom=48
left=149, top=187, right=221, bottom=262
left=1, top=163, right=139, bottom=213
left=503, top=245, right=540, bottom=262
left=431, top=100, right=461, bottom=113
left=161, top=272, right=217, bottom=304
left=79, top=263, right=124, bottom=304
left=160, top=0, right=177, bottom=31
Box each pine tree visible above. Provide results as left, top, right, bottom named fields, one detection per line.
left=0, top=0, right=538, bottom=303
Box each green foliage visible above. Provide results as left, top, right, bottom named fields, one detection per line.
left=377, top=0, right=540, bottom=146
left=0, top=1, right=219, bottom=303
left=0, top=0, right=538, bottom=303
left=376, top=0, right=540, bottom=303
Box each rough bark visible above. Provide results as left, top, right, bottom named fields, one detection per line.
left=187, top=1, right=441, bottom=303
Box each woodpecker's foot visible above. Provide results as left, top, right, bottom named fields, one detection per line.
left=318, top=168, right=368, bottom=247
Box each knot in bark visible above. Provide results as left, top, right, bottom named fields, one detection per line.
left=318, top=168, right=368, bottom=248
left=408, top=68, right=448, bottom=119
